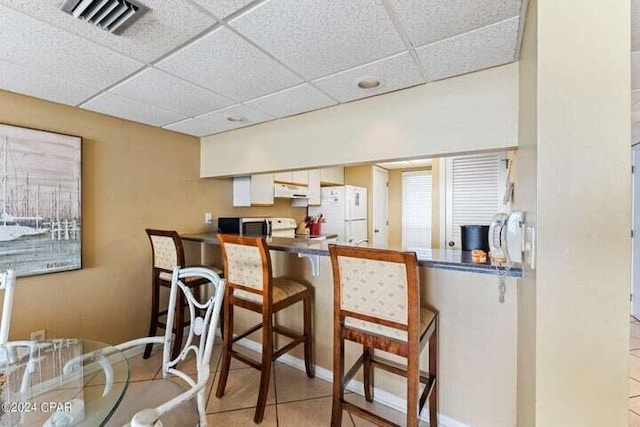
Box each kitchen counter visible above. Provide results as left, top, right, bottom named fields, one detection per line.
left=181, top=232, right=523, bottom=278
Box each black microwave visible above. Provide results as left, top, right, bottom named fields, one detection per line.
left=218, top=217, right=271, bottom=236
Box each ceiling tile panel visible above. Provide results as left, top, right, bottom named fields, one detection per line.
left=0, top=0, right=216, bottom=63
left=195, top=104, right=273, bottom=134
left=109, top=68, right=234, bottom=116
left=163, top=118, right=223, bottom=137
left=633, top=52, right=640, bottom=90
left=388, top=0, right=521, bottom=47
left=0, top=60, right=99, bottom=106
left=0, top=5, right=144, bottom=89
left=229, top=0, right=406, bottom=79
left=193, top=0, right=256, bottom=19
left=81, top=93, right=186, bottom=127
left=312, top=52, right=424, bottom=103
left=156, top=26, right=303, bottom=101
left=245, top=84, right=336, bottom=118
left=416, top=17, right=519, bottom=82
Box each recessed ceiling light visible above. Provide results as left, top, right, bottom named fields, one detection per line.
left=356, top=77, right=381, bottom=90
left=226, top=115, right=247, bottom=123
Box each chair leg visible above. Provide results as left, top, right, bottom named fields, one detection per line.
left=363, top=346, right=374, bottom=402
left=254, top=313, right=273, bottom=424
left=331, top=329, right=345, bottom=426
left=197, top=380, right=207, bottom=426
left=303, top=293, right=315, bottom=378
left=215, top=302, right=233, bottom=399
left=406, top=356, right=419, bottom=427
left=172, top=291, right=185, bottom=360
left=144, top=277, right=160, bottom=359
left=429, top=318, right=439, bottom=427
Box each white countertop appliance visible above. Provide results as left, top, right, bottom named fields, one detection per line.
left=269, top=218, right=297, bottom=238
left=308, top=185, right=367, bottom=243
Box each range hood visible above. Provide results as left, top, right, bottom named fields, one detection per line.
left=274, top=183, right=309, bottom=199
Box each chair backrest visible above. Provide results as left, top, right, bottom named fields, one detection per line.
left=217, top=234, right=273, bottom=304
left=162, top=266, right=225, bottom=387
left=0, top=269, right=16, bottom=344
left=329, top=245, right=420, bottom=342
left=145, top=229, right=185, bottom=273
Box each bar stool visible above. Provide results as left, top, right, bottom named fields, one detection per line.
left=328, top=245, right=438, bottom=427
left=215, top=234, right=314, bottom=424
left=144, top=229, right=223, bottom=360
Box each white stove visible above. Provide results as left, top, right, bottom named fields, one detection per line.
left=269, top=218, right=297, bottom=238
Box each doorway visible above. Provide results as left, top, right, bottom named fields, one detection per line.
left=372, top=166, right=388, bottom=246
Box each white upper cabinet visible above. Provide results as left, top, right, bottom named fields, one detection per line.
left=274, top=172, right=293, bottom=183
left=233, top=174, right=274, bottom=206
left=233, top=176, right=251, bottom=207
left=320, top=166, right=344, bottom=185
left=307, top=169, right=321, bottom=206
left=250, top=173, right=275, bottom=206
left=292, top=170, right=309, bottom=185
left=274, top=170, right=309, bottom=185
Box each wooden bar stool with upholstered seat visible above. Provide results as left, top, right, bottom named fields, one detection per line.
left=328, top=244, right=438, bottom=427
left=215, top=234, right=314, bottom=424
left=144, top=229, right=223, bottom=360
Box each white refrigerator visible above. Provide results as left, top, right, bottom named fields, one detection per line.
left=308, top=185, right=367, bottom=242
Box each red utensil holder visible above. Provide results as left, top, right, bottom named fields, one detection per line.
left=309, top=222, right=321, bottom=236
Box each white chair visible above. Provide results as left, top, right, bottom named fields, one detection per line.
left=109, top=266, right=225, bottom=427
left=0, top=269, right=16, bottom=344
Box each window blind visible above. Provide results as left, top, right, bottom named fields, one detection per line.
left=446, top=153, right=503, bottom=247
left=402, top=171, right=432, bottom=248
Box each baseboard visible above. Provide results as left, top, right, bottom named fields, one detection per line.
left=122, top=344, right=144, bottom=359
left=234, top=336, right=469, bottom=427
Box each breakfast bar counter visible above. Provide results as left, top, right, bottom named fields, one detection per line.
left=181, top=232, right=523, bottom=278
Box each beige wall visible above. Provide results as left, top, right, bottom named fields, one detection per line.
left=0, top=89, right=306, bottom=344
left=200, top=63, right=519, bottom=177
left=515, top=0, right=631, bottom=425
left=515, top=0, right=537, bottom=425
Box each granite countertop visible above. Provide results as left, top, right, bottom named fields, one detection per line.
left=181, top=232, right=523, bottom=278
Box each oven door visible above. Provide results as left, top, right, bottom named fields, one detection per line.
left=241, top=220, right=269, bottom=236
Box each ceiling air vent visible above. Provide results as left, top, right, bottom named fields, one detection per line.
left=60, top=0, right=147, bottom=34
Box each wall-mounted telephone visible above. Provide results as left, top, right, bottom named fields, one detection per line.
left=488, top=211, right=524, bottom=264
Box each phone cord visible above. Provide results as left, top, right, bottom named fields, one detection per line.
left=497, top=264, right=510, bottom=304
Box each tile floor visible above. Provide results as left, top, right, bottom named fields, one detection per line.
left=631, top=317, right=640, bottom=426
left=116, top=343, right=430, bottom=426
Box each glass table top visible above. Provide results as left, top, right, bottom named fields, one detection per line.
left=0, top=339, right=130, bottom=426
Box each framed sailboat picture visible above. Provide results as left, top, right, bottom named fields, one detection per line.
left=0, top=124, right=81, bottom=277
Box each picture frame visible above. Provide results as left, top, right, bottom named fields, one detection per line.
left=0, top=124, right=82, bottom=277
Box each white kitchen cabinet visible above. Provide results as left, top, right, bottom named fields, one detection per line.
left=233, top=176, right=251, bottom=207
left=307, top=169, right=321, bottom=206
left=233, top=174, right=274, bottom=207
left=292, top=169, right=319, bottom=207
left=250, top=173, right=274, bottom=206
left=320, top=166, right=344, bottom=185
left=274, top=171, right=308, bottom=185
left=274, top=172, right=293, bottom=183
left=292, top=170, right=309, bottom=185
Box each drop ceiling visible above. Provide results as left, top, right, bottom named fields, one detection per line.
left=0, top=0, right=527, bottom=138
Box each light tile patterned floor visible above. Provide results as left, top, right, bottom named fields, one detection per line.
left=631, top=317, right=640, bottom=426
left=112, top=343, right=428, bottom=426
